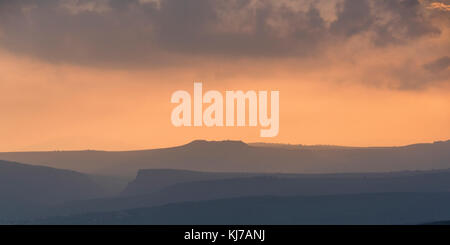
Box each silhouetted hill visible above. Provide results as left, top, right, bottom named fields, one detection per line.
left=30, top=192, right=450, bottom=225
left=123, top=168, right=450, bottom=197
left=54, top=168, right=450, bottom=216
left=121, top=169, right=261, bottom=196
left=0, top=140, right=449, bottom=177
left=0, top=160, right=108, bottom=221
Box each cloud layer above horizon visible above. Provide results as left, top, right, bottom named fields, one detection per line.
left=0, top=0, right=449, bottom=90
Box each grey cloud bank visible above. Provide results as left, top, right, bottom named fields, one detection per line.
left=0, top=0, right=448, bottom=89
left=0, top=0, right=444, bottom=62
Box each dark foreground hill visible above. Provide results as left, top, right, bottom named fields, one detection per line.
left=0, top=160, right=108, bottom=220
left=31, top=192, right=450, bottom=225
left=0, top=140, right=449, bottom=177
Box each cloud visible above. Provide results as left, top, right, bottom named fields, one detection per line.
left=423, top=56, right=450, bottom=72
left=0, top=0, right=444, bottom=63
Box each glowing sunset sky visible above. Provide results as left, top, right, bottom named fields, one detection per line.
left=0, top=0, right=449, bottom=151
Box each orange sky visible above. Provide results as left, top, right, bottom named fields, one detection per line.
left=0, top=0, right=449, bottom=151
left=0, top=47, right=449, bottom=151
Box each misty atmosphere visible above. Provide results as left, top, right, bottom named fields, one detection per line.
left=1, top=139, right=450, bottom=225
left=0, top=0, right=449, bottom=227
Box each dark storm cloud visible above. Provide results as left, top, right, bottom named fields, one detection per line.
left=0, top=0, right=444, bottom=67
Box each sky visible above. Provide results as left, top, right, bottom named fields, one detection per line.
left=0, top=0, right=449, bottom=151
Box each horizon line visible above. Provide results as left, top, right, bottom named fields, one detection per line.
left=0, top=139, right=449, bottom=153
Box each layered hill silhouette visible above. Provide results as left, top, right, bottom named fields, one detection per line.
left=1, top=139, right=449, bottom=178
left=2, top=139, right=450, bottom=224
left=121, top=169, right=261, bottom=196
left=123, top=168, right=450, bottom=196
left=31, top=192, right=450, bottom=225
left=49, top=168, right=450, bottom=216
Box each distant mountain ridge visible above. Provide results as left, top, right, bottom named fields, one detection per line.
left=0, top=139, right=449, bottom=177
left=249, top=140, right=450, bottom=150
